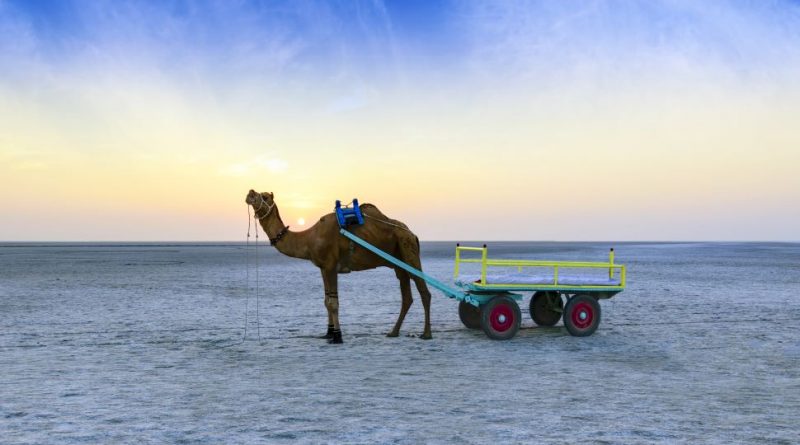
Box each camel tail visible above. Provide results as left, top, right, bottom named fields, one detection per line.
left=408, top=234, right=421, bottom=259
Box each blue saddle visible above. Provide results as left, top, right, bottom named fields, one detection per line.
left=335, top=199, right=364, bottom=228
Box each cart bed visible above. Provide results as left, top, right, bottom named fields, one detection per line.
left=456, top=272, right=621, bottom=287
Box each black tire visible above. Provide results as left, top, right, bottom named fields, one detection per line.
left=480, top=295, right=521, bottom=340
left=458, top=301, right=481, bottom=329
left=563, top=294, right=601, bottom=337
left=529, top=291, right=563, bottom=326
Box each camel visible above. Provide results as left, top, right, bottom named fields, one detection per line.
left=245, top=190, right=433, bottom=344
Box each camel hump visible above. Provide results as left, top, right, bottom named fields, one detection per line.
left=360, top=203, right=381, bottom=217
left=360, top=204, right=411, bottom=231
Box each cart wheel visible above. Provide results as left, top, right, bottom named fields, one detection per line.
left=480, top=295, right=521, bottom=340
left=529, top=291, right=563, bottom=326
left=563, top=294, right=601, bottom=337
left=458, top=301, right=481, bottom=329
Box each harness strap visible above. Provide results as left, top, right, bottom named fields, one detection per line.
left=269, top=225, right=290, bottom=245
left=253, top=195, right=275, bottom=220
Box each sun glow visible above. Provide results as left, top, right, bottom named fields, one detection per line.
left=297, top=218, right=306, bottom=226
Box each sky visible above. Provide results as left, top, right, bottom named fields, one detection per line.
left=1, top=0, right=799, bottom=241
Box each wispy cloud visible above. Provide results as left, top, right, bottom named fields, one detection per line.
left=0, top=0, right=400, bottom=112
left=0, top=148, right=47, bottom=171
left=458, top=1, right=800, bottom=89
left=219, top=155, right=289, bottom=177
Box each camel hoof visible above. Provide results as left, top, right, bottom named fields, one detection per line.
left=328, top=329, right=343, bottom=344
left=420, top=333, right=433, bottom=340
left=386, top=331, right=399, bottom=338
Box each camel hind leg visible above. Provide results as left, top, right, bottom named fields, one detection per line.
left=412, top=276, right=433, bottom=340
left=388, top=269, right=413, bottom=337
left=398, top=236, right=433, bottom=340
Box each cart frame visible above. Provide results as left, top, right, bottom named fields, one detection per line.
left=339, top=228, right=626, bottom=340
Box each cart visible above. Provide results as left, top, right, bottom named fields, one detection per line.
left=336, top=199, right=626, bottom=340
left=451, top=245, right=625, bottom=339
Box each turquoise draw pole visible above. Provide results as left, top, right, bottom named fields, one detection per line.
left=339, top=228, right=479, bottom=307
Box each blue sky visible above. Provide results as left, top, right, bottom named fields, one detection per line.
left=2, top=1, right=800, bottom=240
left=5, top=0, right=799, bottom=102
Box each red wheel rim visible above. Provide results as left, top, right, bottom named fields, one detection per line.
left=490, top=304, right=514, bottom=332
left=570, top=301, right=594, bottom=330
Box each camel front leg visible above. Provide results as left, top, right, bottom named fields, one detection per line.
left=321, top=269, right=343, bottom=344
left=318, top=295, right=334, bottom=339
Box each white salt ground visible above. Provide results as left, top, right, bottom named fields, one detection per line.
left=1, top=241, right=798, bottom=444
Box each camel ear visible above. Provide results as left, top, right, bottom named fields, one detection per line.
left=268, top=192, right=274, bottom=198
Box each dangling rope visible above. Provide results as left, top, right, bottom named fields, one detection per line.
left=254, top=211, right=262, bottom=341
left=209, top=206, right=254, bottom=348
left=243, top=205, right=251, bottom=341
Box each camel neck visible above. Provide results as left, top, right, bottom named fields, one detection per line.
left=258, top=205, right=310, bottom=260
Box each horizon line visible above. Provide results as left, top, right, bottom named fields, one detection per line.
left=1, top=240, right=798, bottom=245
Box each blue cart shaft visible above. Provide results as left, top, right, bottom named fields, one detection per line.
left=339, top=229, right=481, bottom=307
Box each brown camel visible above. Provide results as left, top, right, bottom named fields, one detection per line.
left=245, top=190, right=433, bottom=344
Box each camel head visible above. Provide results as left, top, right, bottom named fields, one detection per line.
left=245, top=189, right=275, bottom=212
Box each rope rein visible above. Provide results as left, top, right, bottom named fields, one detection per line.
left=243, top=205, right=251, bottom=341
left=254, top=210, right=261, bottom=341
left=210, top=205, right=256, bottom=348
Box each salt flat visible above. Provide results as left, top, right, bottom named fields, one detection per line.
left=1, top=242, right=798, bottom=444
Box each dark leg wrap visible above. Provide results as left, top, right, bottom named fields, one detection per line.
left=328, top=328, right=343, bottom=344
left=324, top=291, right=341, bottom=343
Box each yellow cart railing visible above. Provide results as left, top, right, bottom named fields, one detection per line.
left=454, top=245, right=626, bottom=291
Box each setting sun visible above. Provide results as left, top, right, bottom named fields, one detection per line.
left=297, top=218, right=306, bottom=226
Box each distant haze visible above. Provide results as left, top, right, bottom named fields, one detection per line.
left=1, top=1, right=799, bottom=241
